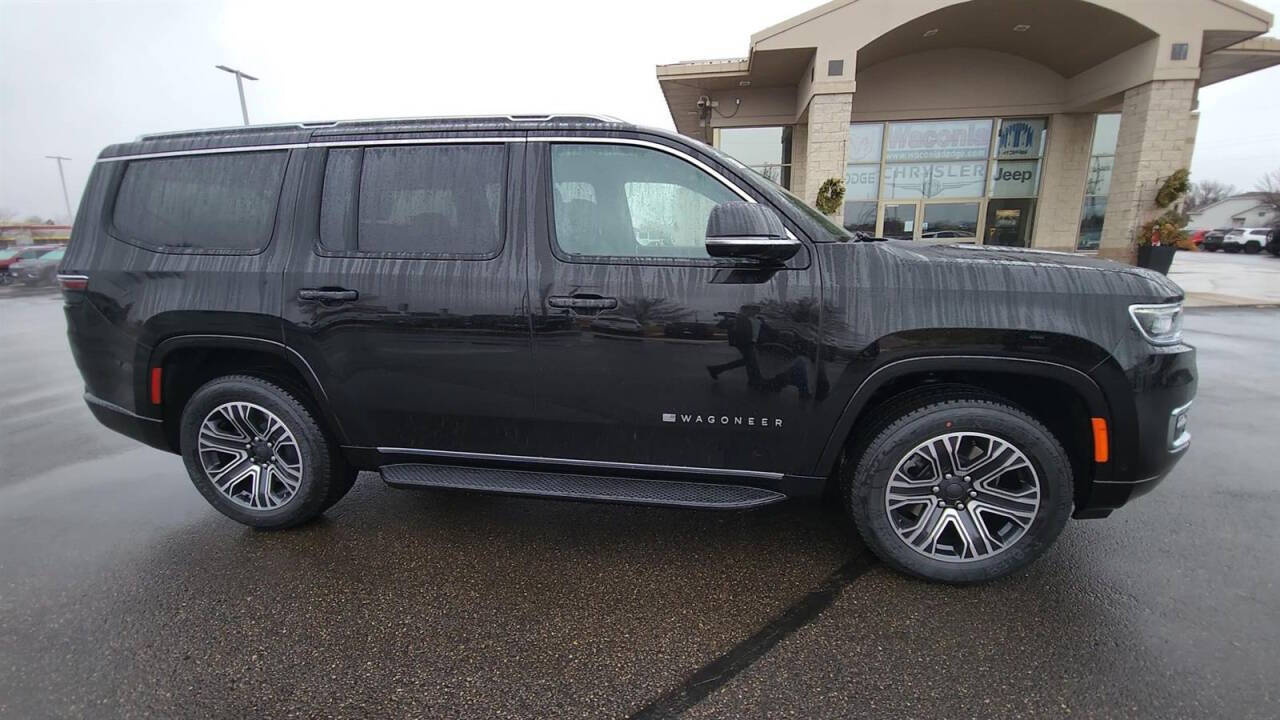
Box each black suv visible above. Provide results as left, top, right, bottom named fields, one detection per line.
left=59, top=115, right=1196, bottom=583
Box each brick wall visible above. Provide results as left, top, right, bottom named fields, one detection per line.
left=800, top=93, right=853, bottom=224
left=1098, top=80, right=1198, bottom=263
left=1032, top=114, right=1096, bottom=251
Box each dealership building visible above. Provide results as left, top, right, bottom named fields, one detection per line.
left=656, top=0, right=1280, bottom=260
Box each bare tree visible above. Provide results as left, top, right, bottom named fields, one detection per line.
left=1257, top=170, right=1280, bottom=227
left=1186, top=180, right=1236, bottom=212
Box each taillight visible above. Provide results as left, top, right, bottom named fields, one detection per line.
left=56, top=274, right=88, bottom=292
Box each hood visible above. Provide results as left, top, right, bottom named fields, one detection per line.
left=867, top=241, right=1184, bottom=302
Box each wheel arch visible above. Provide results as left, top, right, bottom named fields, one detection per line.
left=149, top=334, right=348, bottom=451
left=816, top=356, right=1113, bottom=508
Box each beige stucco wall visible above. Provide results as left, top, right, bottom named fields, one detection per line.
left=849, top=49, right=1067, bottom=121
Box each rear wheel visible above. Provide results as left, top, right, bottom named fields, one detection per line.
left=844, top=395, right=1073, bottom=583
left=1224, top=245, right=1241, bottom=253
left=1244, top=241, right=1261, bottom=255
left=179, top=375, right=348, bottom=529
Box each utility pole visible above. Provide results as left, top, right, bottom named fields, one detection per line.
left=215, top=65, right=259, bottom=125
left=44, top=155, right=73, bottom=223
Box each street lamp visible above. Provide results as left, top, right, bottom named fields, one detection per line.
left=44, top=155, right=73, bottom=223
left=215, top=65, right=259, bottom=126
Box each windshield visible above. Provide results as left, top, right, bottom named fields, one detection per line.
left=40, top=249, right=65, bottom=261
left=701, top=142, right=853, bottom=242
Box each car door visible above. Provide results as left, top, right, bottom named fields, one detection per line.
left=523, top=133, right=824, bottom=476
left=282, top=135, right=536, bottom=457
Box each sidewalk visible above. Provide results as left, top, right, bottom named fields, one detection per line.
left=1167, top=250, right=1280, bottom=307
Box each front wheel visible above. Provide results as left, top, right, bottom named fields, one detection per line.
left=179, top=375, right=347, bottom=529
left=845, top=396, right=1073, bottom=584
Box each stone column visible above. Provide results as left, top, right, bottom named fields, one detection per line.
left=789, top=123, right=809, bottom=201
left=1097, top=80, right=1198, bottom=264
left=800, top=93, right=853, bottom=224
left=1031, top=114, right=1095, bottom=251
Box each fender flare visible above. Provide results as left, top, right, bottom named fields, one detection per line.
left=149, top=334, right=348, bottom=443
left=813, top=355, right=1111, bottom=477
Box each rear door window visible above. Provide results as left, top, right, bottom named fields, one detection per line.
left=318, top=144, right=506, bottom=257
left=112, top=150, right=288, bottom=252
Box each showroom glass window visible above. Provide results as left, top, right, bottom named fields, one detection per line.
left=1077, top=114, right=1121, bottom=251
left=985, top=117, right=1047, bottom=247
left=718, top=127, right=792, bottom=190
left=843, top=118, right=1046, bottom=244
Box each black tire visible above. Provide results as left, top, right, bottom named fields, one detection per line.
left=1204, top=246, right=1218, bottom=252
left=844, top=395, right=1073, bottom=584
left=1268, top=246, right=1280, bottom=257
left=1224, top=245, right=1241, bottom=253
left=1244, top=242, right=1261, bottom=255
left=179, top=375, right=344, bottom=529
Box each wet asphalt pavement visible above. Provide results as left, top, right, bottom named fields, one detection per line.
left=1, top=288, right=1277, bottom=719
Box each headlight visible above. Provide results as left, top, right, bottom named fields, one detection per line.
left=1128, top=302, right=1183, bottom=345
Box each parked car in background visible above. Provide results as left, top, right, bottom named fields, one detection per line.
left=1201, top=228, right=1230, bottom=252
left=1225, top=228, right=1272, bottom=255
left=19, top=247, right=65, bottom=286
left=1267, top=229, right=1279, bottom=257
left=0, top=244, right=62, bottom=284
left=1188, top=229, right=1207, bottom=248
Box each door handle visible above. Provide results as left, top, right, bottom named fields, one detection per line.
left=298, top=288, right=359, bottom=302
left=547, top=295, right=617, bottom=310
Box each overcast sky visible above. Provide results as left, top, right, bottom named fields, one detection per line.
left=2, top=0, right=1279, bottom=222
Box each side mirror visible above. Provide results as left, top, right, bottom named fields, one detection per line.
left=705, top=202, right=800, bottom=263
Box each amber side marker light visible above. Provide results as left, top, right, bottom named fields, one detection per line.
left=150, top=367, right=163, bottom=405
left=1091, top=417, right=1110, bottom=463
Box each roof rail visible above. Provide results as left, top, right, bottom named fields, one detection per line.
left=137, top=113, right=627, bottom=141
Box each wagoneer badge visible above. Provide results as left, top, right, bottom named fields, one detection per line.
left=662, top=413, right=783, bottom=428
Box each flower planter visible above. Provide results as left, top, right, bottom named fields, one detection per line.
left=1137, top=245, right=1176, bottom=275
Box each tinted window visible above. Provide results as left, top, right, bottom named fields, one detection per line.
left=113, top=151, right=287, bottom=251
left=550, top=144, right=738, bottom=259
left=319, top=144, right=505, bottom=255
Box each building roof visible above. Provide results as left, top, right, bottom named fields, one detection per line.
left=1188, top=192, right=1273, bottom=216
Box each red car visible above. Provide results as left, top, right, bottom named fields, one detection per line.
left=0, top=244, right=62, bottom=283
left=1189, top=229, right=1207, bottom=247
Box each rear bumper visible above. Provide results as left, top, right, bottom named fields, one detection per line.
left=84, top=392, right=173, bottom=453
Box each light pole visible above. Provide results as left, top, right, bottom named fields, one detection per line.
left=215, top=65, right=258, bottom=125
left=44, top=155, right=73, bottom=223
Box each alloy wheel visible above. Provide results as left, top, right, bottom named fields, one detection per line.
left=197, top=401, right=303, bottom=511
left=884, top=431, right=1041, bottom=562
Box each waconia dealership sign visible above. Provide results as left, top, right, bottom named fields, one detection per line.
left=886, top=119, right=993, bottom=162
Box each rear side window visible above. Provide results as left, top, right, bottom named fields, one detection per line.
left=112, top=151, right=288, bottom=251
left=319, top=144, right=506, bottom=256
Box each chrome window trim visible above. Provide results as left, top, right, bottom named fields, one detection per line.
left=310, top=136, right=527, bottom=148
left=530, top=135, right=756, bottom=204
left=375, top=447, right=784, bottom=480
left=97, top=144, right=305, bottom=163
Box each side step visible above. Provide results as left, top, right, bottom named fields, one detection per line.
left=380, top=464, right=786, bottom=509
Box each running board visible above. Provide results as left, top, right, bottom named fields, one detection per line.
left=380, top=464, right=786, bottom=509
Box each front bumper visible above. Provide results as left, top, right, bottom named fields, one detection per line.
left=1079, top=345, right=1197, bottom=517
